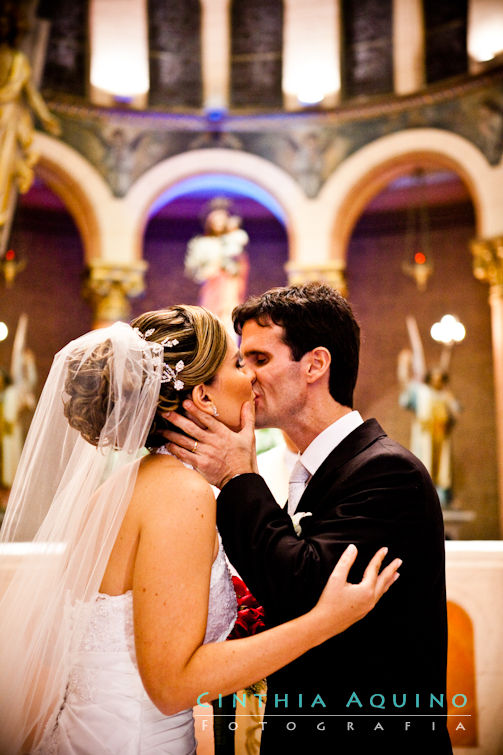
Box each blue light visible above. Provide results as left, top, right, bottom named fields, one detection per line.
left=114, top=94, right=133, bottom=104
left=148, top=174, right=286, bottom=224
left=206, top=109, right=226, bottom=123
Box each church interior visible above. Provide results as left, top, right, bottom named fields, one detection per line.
left=0, top=0, right=502, bottom=752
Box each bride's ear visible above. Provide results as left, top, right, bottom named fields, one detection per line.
left=191, top=384, right=214, bottom=415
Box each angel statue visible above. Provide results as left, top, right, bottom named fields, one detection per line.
left=397, top=316, right=461, bottom=506
left=0, top=314, right=37, bottom=487
left=184, top=199, right=249, bottom=336
left=0, top=4, right=60, bottom=226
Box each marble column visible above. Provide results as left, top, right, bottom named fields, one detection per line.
left=472, top=235, right=503, bottom=534
left=392, top=0, right=425, bottom=95
left=284, top=260, right=348, bottom=298
left=83, top=260, right=148, bottom=329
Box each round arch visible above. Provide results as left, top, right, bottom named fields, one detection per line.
left=32, top=131, right=114, bottom=263
left=319, top=128, right=498, bottom=265
left=124, top=148, right=307, bottom=259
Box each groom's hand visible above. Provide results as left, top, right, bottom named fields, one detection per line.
left=160, top=400, right=258, bottom=488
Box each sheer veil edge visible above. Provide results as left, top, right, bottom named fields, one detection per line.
left=0, top=322, right=162, bottom=753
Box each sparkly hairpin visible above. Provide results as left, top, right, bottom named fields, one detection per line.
left=133, top=327, right=155, bottom=339
left=161, top=360, right=185, bottom=390
left=160, top=337, right=179, bottom=348
left=133, top=327, right=163, bottom=359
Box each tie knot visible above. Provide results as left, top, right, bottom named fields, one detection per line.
left=287, top=459, right=310, bottom=515
left=289, top=459, right=309, bottom=485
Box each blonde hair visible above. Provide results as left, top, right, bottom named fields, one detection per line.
left=63, top=307, right=227, bottom=450
left=130, top=306, right=228, bottom=447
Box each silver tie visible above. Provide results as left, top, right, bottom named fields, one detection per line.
left=287, top=459, right=310, bottom=515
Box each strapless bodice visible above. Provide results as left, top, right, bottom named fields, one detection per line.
left=38, top=534, right=236, bottom=754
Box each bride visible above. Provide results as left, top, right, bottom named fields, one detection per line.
left=0, top=305, right=400, bottom=754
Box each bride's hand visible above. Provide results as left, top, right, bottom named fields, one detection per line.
left=312, top=545, right=401, bottom=642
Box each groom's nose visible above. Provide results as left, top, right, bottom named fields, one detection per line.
left=243, top=363, right=256, bottom=382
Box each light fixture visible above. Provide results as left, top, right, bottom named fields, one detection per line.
left=0, top=249, right=26, bottom=287
left=468, top=0, right=503, bottom=64
left=430, top=314, right=466, bottom=345
left=0, top=322, right=8, bottom=341
left=89, top=0, right=149, bottom=106
left=402, top=169, right=434, bottom=291
left=431, top=314, right=466, bottom=373
left=295, top=76, right=327, bottom=106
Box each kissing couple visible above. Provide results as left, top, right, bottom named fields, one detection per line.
left=0, top=282, right=449, bottom=755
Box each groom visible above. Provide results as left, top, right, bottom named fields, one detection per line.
left=164, top=283, right=452, bottom=754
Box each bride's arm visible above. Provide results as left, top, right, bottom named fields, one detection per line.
left=132, top=464, right=400, bottom=716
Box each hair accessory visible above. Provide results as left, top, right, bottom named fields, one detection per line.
left=160, top=337, right=179, bottom=348
left=133, top=327, right=155, bottom=339
left=132, top=328, right=180, bottom=351
left=161, top=359, right=184, bottom=390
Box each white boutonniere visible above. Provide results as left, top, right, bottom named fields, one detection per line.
left=290, top=511, right=312, bottom=536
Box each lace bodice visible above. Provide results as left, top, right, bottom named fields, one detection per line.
left=39, top=535, right=236, bottom=754
left=79, top=532, right=236, bottom=655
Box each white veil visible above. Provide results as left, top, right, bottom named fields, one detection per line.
left=0, top=322, right=163, bottom=753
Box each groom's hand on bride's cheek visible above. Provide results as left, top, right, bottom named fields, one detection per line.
left=160, top=400, right=257, bottom=488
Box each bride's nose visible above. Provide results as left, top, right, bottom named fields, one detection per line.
left=243, top=364, right=255, bottom=382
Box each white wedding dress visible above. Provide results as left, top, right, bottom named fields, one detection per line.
left=38, top=534, right=237, bottom=754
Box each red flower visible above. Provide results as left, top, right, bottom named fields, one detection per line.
left=228, top=576, right=265, bottom=639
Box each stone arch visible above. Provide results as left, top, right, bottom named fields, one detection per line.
left=124, top=148, right=306, bottom=260
left=320, top=128, right=497, bottom=265
left=31, top=131, right=113, bottom=263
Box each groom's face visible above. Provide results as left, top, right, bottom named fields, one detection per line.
left=241, top=319, right=305, bottom=430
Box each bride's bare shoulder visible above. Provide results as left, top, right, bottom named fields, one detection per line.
left=134, top=451, right=215, bottom=513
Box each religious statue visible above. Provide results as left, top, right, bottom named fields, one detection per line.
left=0, top=314, right=37, bottom=488
left=0, top=4, right=60, bottom=226
left=185, top=199, right=249, bottom=335
left=398, top=317, right=461, bottom=506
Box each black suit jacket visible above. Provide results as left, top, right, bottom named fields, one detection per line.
left=217, top=420, right=452, bottom=754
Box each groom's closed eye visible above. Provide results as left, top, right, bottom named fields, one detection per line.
left=245, top=351, right=269, bottom=366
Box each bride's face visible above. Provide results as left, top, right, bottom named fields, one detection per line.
left=200, top=335, right=254, bottom=431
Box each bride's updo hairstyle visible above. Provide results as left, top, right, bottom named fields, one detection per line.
left=63, top=338, right=119, bottom=447
left=63, top=307, right=227, bottom=450
left=131, top=306, right=227, bottom=447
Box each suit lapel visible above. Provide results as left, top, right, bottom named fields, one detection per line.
left=294, top=419, right=387, bottom=515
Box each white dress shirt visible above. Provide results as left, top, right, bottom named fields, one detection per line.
left=297, top=410, right=364, bottom=483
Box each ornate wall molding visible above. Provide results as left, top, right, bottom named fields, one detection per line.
left=46, top=67, right=503, bottom=199
left=472, top=236, right=503, bottom=288
left=284, top=261, right=347, bottom=297
left=83, top=260, right=148, bottom=325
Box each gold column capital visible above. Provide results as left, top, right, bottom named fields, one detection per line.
left=83, top=260, right=148, bottom=327
left=471, top=236, right=503, bottom=289
left=284, top=261, right=348, bottom=298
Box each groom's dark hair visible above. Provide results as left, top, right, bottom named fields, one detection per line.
left=233, top=282, right=360, bottom=408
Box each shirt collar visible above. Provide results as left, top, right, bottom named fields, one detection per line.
left=299, top=411, right=364, bottom=478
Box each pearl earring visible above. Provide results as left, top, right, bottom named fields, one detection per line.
left=212, top=405, right=219, bottom=417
